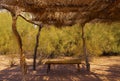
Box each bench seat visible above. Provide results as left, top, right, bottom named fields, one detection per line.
left=41, top=57, right=82, bottom=64
left=41, top=57, right=82, bottom=73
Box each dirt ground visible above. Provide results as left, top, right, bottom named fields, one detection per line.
left=0, top=55, right=120, bottom=81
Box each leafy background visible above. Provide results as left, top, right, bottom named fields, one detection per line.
left=0, top=12, right=120, bottom=57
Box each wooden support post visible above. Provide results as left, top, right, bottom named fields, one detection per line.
left=12, top=15, right=27, bottom=81
left=33, top=25, right=42, bottom=70
left=81, top=24, right=90, bottom=72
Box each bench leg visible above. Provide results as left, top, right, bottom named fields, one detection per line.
left=77, top=64, right=80, bottom=71
left=47, top=64, right=51, bottom=73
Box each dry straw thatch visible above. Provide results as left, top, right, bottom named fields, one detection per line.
left=1, top=0, right=120, bottom=26
left=20, top=0, right=120, bottom=26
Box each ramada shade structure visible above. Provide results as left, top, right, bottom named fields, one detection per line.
left=0, top=0, right=120, bottom=81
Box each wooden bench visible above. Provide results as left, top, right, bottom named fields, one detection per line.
left=41, top=57, right=82, bottom=73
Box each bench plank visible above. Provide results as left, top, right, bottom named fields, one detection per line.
left=40, top=57, right=82, bottom=73
left=41, top=57, right=82, bottom=64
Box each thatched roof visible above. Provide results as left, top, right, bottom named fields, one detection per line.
left=0, top=0, right=120, bottom=26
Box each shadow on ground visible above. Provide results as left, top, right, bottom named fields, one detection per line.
left=0, top=63, right=120, bottom=81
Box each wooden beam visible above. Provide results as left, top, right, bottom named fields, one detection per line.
left=12, top=15, right=27, bottom=81
left=33, top=25, right=42, bottom=70
left=81, top=23, right=90, bottom=72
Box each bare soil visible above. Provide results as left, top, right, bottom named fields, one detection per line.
left=0, top=55, right=120, bottom=81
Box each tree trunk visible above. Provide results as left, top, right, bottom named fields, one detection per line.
left=12, top=15, right=27, bottom=81
left=33, top=25, right=42, bottom=70
left=81, top=24, right=90, bottom=72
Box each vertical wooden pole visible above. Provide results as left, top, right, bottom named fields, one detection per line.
left=33, top=25, right=42, bottom=70
left=12, top=15, right=27, bottom=81
left=81, top=24, right=90, bottom=72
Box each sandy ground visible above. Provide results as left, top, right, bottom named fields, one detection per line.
left=0, top=55, right=120, bottom=81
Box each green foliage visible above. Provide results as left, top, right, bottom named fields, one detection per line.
left=0, top=12, right=120, bottom=56
left=85, top=23, right=120, bottom=56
